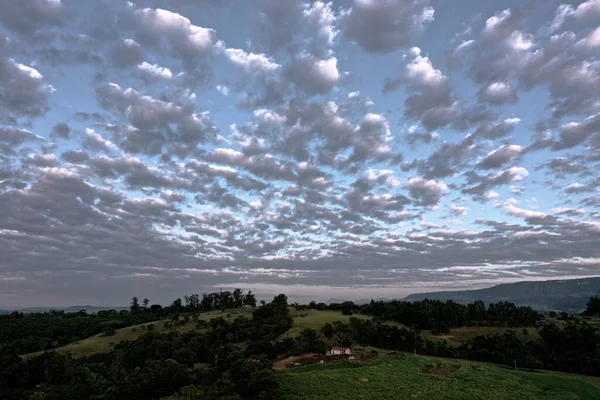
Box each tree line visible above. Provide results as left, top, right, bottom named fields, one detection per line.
left=314, top=298, right=543, bottom=332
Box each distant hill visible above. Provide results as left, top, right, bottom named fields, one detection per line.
left=402, top=277, right=600, bottom=312
left=0, top=305, right=128, bottom=314
left=326, top=298, right=394, bottom=305
left=325, top=298, right=350, bottom=304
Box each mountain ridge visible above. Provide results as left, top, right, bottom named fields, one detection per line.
left=402, top=277, right=600, bottom=311
left=327, top=277, right=600, bottom=311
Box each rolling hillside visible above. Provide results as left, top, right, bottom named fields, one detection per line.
left=23, top=308, right=372, bottom=358
left=403, top=277, right=600, bottom=312
left=278, top=351, right=600, bottom=400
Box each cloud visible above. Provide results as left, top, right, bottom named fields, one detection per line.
left=407, top=177, right=448, bottom=206
left=341, top=0, right=434, bottom=53
left=107, top=39, right=145, bottom=69
left=2, top=0, right=600, bottom=306
left=254, top=0, right=337, bottom=58
left=552, top=115, right=600, bottom=150
left=287, top=55, right=340, bottom=94
left=478, top=81, right=518, bottom=105
left=549, top=0, right=600, bottom=33
left=0, top=126, right=43, bottom=148
left=0, top=0, right=63, bottom=36
left=477, top=144, right=522, bottom=169
left=96, top=83, right=217, bottom=157
left=51, top=122, right=70, bottom=139
left=450, top=205, right=468, bottom=216
left=138, top=61, right=173, bottom=81
left=565, top=182, right=588, bottom=194
left=0, top=57, right=53, bottom=121
left=132, top=6, right=217, bottom=60
left=463, top=167, right=530, bottom=197
left=386, top=47, right=457, bottom=131
left=576, top=26, right=600, bottom=51
left=82, top=128, right=118, bottom=152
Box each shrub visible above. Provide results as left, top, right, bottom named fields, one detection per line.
left=102, top=327, right=116, bottom=337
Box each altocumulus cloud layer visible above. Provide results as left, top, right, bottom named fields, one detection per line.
left=1, top=0, right=600, bottom=307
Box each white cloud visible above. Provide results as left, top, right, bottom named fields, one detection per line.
left=485, top=191, right=500, bottom=199
left=405, top=47, right=447, bottom=90
left=504, top=204, right=547, bottom=219
left=138, top=61, right=173, bottom=80
left=133, top=7, right=216, bottom=58
left=225, top=48, right=280, bottom=73
left=577, top=26, right=600, bottom=50
left=479, top=81, right=518, bottom=104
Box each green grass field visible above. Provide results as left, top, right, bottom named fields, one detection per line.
left=278, top=352, right=600, bottom=400
left=282, top=309, right=372, bottom=339
left=425, top=326, right=540, bottom=346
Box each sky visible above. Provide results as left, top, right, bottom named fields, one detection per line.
left=0, top=0, right=599, bottom=308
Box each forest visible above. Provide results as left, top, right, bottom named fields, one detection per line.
left=1, top=291, right=599, bottom=399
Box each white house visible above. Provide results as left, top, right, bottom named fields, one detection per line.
left=327, top=347, right=351, bottom=356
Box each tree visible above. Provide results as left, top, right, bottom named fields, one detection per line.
left=233, top=288, right=244, bottom=308
left=130, top=297, right=141, bottom=314
left=272, top=294, right=288, bottom=309
left=150, top=304, right=163, bottom=313
left=244, top=291, right=257, bottom=308
left=184, top=294, right=200, bottom=311
left=584, top=296, right=600, bottom=317
left=171, top=298, right=183, bottom=313
left=142, top=298, right=149, bottom=308
left=102, top=327, right=116, bottom=337
left=321, top=323, right=334, bottom=339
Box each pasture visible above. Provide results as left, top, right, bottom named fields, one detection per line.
left=425, top=326, right=540, bottom=346
left=278, top=352, right=600, bottom=400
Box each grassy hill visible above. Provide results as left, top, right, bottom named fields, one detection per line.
left=278, top=352, right=600, bottom=400
left=424, top=326, right=540, bottom=347
left=24, top=307, right=578, bottom=359
left=282, top=309, right=372, bottom=339
left=24, top=308, right=373, bottom=358
left=24, top=308, right=254, bottom=358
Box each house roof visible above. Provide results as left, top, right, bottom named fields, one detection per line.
left=331, top=347, right=349, bottom=350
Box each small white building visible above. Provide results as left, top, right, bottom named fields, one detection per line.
left=327, top=347, right=351, bottom=356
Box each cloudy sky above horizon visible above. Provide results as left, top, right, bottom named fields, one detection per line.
left=1, top=0, right=599, bottom=307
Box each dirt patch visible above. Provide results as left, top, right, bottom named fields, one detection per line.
left=273, top=352, right=376, bottom=369
left=273, top=353, right=317, bottom=370
left=423, top=363, right=461, bottom=376
left=433, top=335, right=455, bottom=340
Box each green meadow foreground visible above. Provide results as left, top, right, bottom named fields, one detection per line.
left=278, top=352, right=600, bottom=400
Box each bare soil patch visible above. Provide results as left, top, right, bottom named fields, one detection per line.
left=273, top=353, right=318, bottom=370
